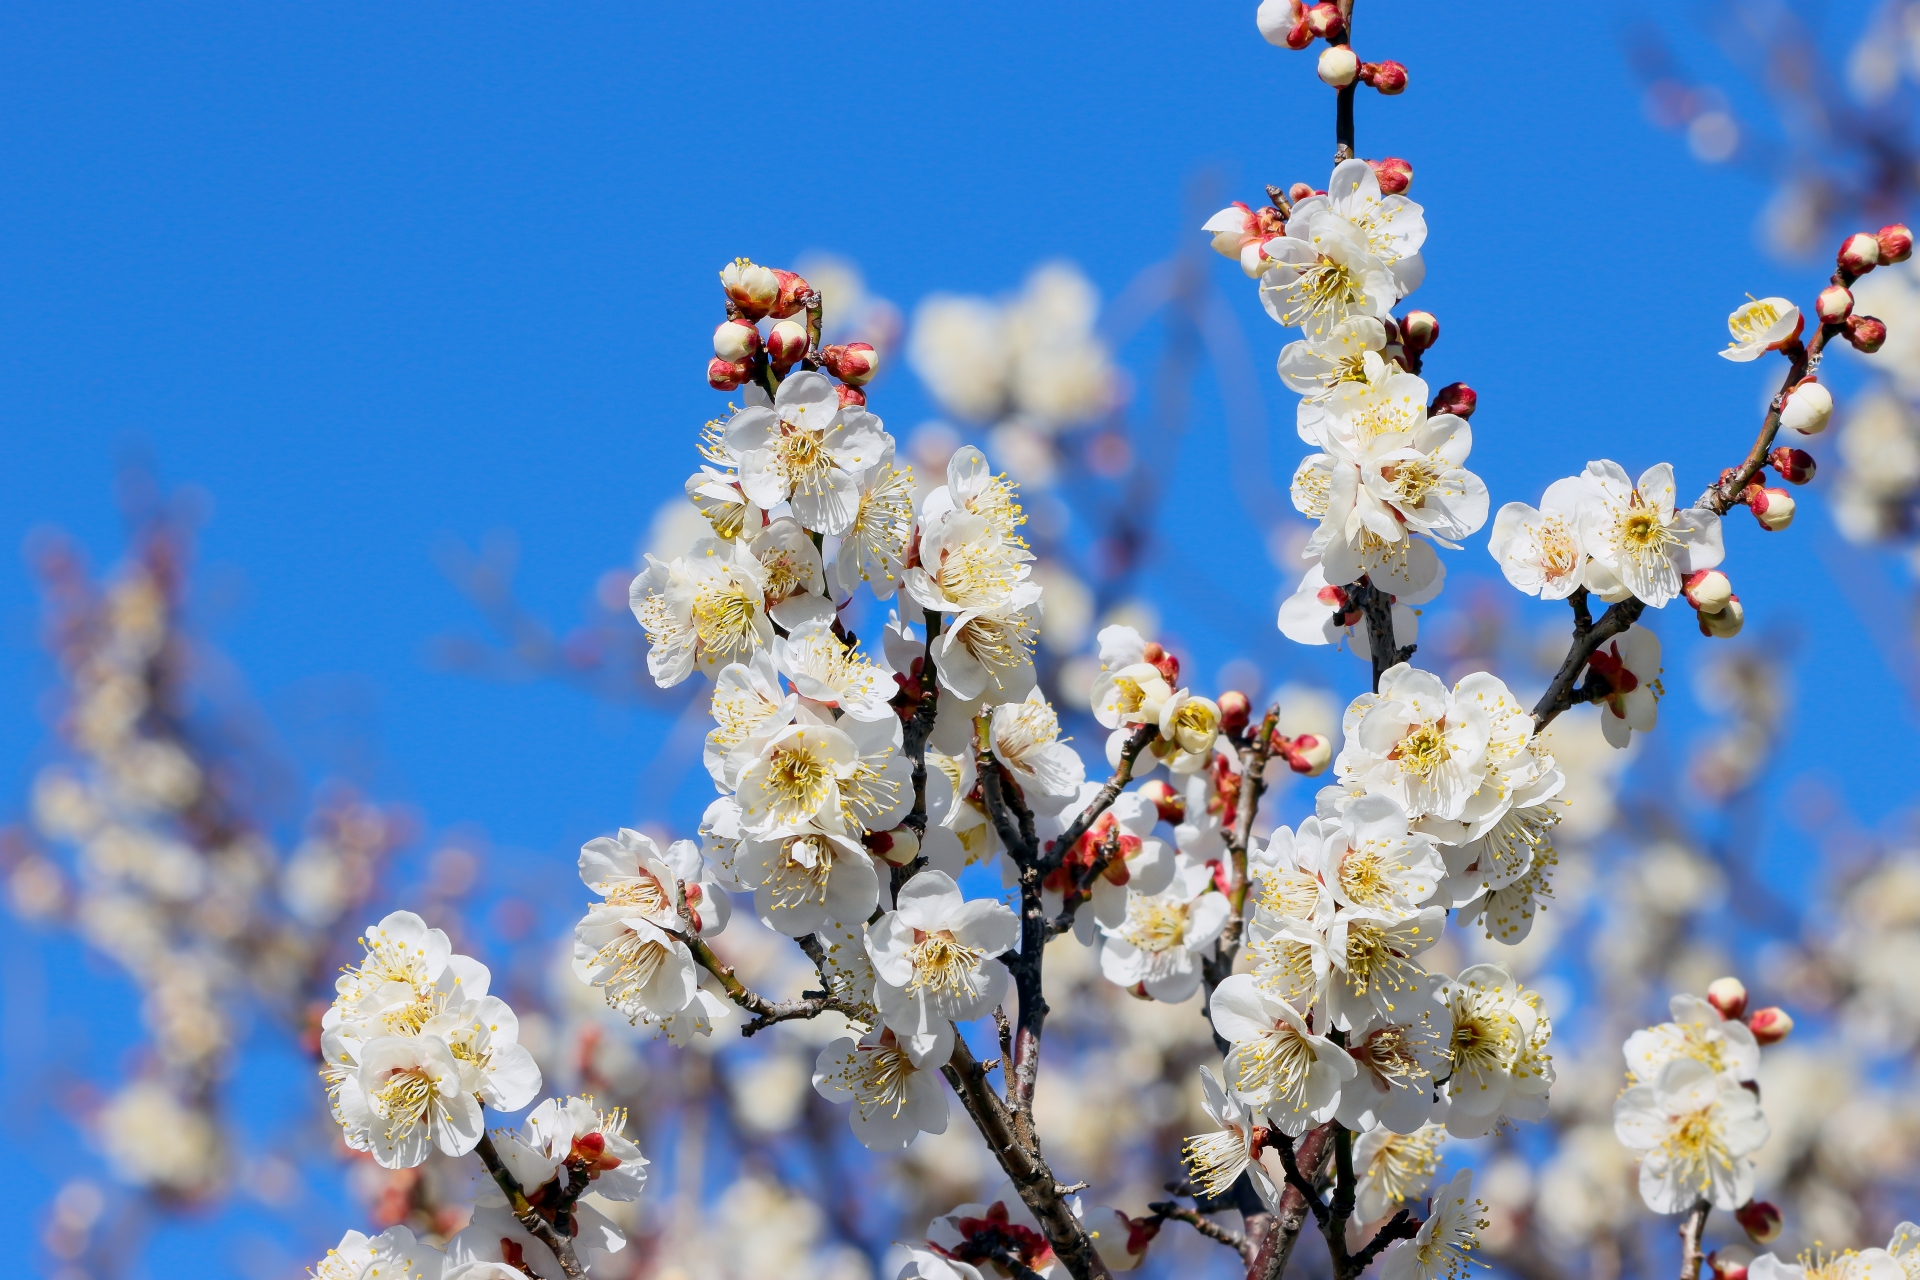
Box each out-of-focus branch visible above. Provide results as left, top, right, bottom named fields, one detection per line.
left=1148, top=1201, right=1254, bottom=1264
left=1679, top=1199, right=1711, bottom=1280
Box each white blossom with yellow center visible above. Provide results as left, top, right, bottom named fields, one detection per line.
left=1098, top=857, right=1231, bottom=1004
left=1576, top=459, right=1724, bottom=608
left=1209, top=972, right=1356, bottom=1134
left=629, top=536, right=774, bottom=688
left=1613, top=1056, right=1770, bottom=1212
left=867, top=870, right=1018, bottom=1036
left=724, top=370, right=891, bottom=536
left=813, top=1023, right=954, bottom=1151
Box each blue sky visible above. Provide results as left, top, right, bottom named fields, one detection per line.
left=0, top=3, right=1900, bottom=1274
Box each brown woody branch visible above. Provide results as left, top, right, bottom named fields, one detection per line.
left=1679, top=1199, right=1712, bottom=1280
left=475, top=1133, right=586, bottom=1280
left=1148, top=1201, right=1255, bottom=1264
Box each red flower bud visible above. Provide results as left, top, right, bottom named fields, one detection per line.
left=1879, top=223, right=1914, bottom=263
left=1280, top=733, right=1332, bottom=776
left=1137, top=778, right=1184, bottom=824
left=1217, top=690, right=1252, bottom=737
left=823, top=341, right=880, bottom=386
left=766, top=319, right=810, bottom=369
left=1767, top=446, right=1815, bottom=484
left=1710, top=1249, right=1754, bottom=1280
left=1746, top=1006, right=1793, bottom=1044
left=1304, top=1, right=1345, bottom=39
left=1814, top=284, right=1854, bottom=324
left=1284, top=19, right=1313, bottom=49
left=1287, top=182, right=1317, bottom=205
left=1848, top=313, right=1888, bottom=353
left=867, top=826, right=920, bottom=866
left=1429, top=382, right=1476, bottom=419
left=836, top=383, right=867, bottom=407
left=1362, top=60, right=1408, bottom=94
left=1839, top=232, right=1882, bottom=276
left=1706, top=976, right=1749, bottom=1020
left=1141, top=641, right=1180, bottom=684
left=769, top=269, right=813, bottom=320
left=1734, top=1200, right=1783, bottom=1244
left=1368, top=156, right=1413, bottom=195
left=714, top=319, right=762, bottom=362
left=707, top=356, right=751, bottom=390
left=1398, top=310, right=1439, bottom=353
left=1698, top=595, right=1745, bottom=638
left=1683, top=569, right=1733, bottom=614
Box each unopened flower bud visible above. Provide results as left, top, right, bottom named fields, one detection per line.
left=1137, top=778, right=1184, bottom=824
left=1711, top=1248, right=1754, bottom=1280
left=1848, top=313, right=1888, bottom=353
left=1746, top=485, right=1795, bottom=531
left=867, top=827, right=919, bottom=866
left=1778, top=378, right=1832, bottom=435
left=1317, top=45, right=1360, bottom=87
left=1879, top=223, right=1914, bottom=263
left=1288, top=182, right=1316, bottom=205
left=1362, top=60, right=1408, bottom=94
left=837, top=383, right=867, bottom=407
left=1768, top=446, right=1816, bottom=484
left=769, top=269, right=812, bottom=320
left=823, top=341, right=880, bottom=386
left=1706, top=976, right=1749, bottom=1020
left=766, top=319, right=809, bottom=368
left=714, top=318, right=762, bottom=363
left=1399, top=310, right=1439, bottom=353
left=1735, top=1200, right=1783, bottom=1244
left=1746, top=1006, right=1793, bottom=1044
left=1304, top=1, right=1345, bottom=40
left=1698, top=594, right=1745, bottom=638
left=1839, top=232, right=1882, bottom=276
left=720, top=258, right=779, bottom=320
left=1814, top=284, right=1853, bottom=324
left=1429, top=382, right=1476, bottom=419
left=1141, top=641, right=1180, bottom=684
left=1368, top=156, right=1413, bottom=195
left=1683, top=569, right=1733, bottom=614
left=1217, top=690, right=1252, bottom=737
left=707, top=356, right=750, bottom=390
left=1255, top=0, right=1299, bottom=46
left=1282, top=733, right=1332, bottom=776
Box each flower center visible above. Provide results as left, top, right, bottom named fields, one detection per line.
left=1537, top=516, right=1579, bottom=579
left=1729, top=300, right=1782, bottom=343
left=1658, top=1106, right=1729, bottom=1195
left=768, top=837, right=835, bottom=912
left=762, top=743, right=836, bottom=820
left=1122, top=899, right=1190, bottom=954
left=594, top=930, right=671, bottom=1012
left=907, top=929, right=987, bottom=997
left=370, top=1068, right=435, bottom=1144
left=853, top=1040, right=916, bottom=1118
left=775, top=422, right=835, bottom=496
left=605, top=871, right=670, bottom=915
left=1385, top=458, right=1440, bottom=506
left=1620, top=506, right=1670, bottom=551
left=1391, top=721, right=1450, bottom=777
left=1182, top=1128, right=1252, bottom=1200
left=1361, top=1126, right=1444, bottom=1206
left=1235, top=1025, right=1318, bottom=1106
left=1339, top=843, right=1397, bottom=906
left=691, top=577, right=761, bottom=658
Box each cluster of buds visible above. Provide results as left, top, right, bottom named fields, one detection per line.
left=1314, top=47, right=1407, bottom=93
left=1684, top=568, right=1743, bottom=638
left=1826, top=225, right=1907, bottom=353
left=707, top=259, right=880, bottom=398
left=1254, top=0, right=1405, bottom=93
left=1705, top=976, right=1794, bottom=1045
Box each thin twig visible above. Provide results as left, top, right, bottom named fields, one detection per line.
left=474, top=1133, right=586, bottom=1279
left=687, top=936, right=859, bottom=1035
left=1530, top=589, right=1646, bottom=732
left=1349, top=1209, right=1420, bottom=1270
left=1148, top=1202, right=1255, bottom=1264
left=1678, top=1199, right=1712, bottom=1280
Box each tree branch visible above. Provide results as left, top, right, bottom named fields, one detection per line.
left=1529, top=588, right=1646, bottom=732
left=474, top=1133, right=586, bottom=1280
left=1247, top=1123, right=1335, bottom=1280
left=1037, top=723, right=1160, bottom=877
left=1348, top=578, right=1412, bottom=694
left=687, top=935, right=860, bottom=1035
left=1349, top=1209, right=1419, bottom=1270
left=1678, top=1199, right=1711, bottom=1280
left=1148, top=1202, right=1255, bottom=1264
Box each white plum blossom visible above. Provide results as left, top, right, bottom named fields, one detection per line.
left=703, top=653, right=795, bottom=790
left=572, top=830, right=705, bottom=1022
left=1182, top=1066, right=1280, bottom=1208
left=1487, top=474, right=1599, bottom=600
left=1291, top=792, right=1446, bottom=912
left=1339, top=992, right=1452, bottom=1136
left=1325, top=906, right=1445, bottom=1032
left=1209, top=973, right=1356, bottom=1134
left=1577, top=461, right=1724, bottom=608
left=1719, top=296, right=1803, bottom=362
left=1336, top=663, right=1495, bottom=824
left=736, top=827, right=877, bottom=936
left=335, top=1033, right=483, bottom=1169
left=868, top=870, right=1018, bottom=1036
left=1613, top=1056, right=1770, bottom=1212
left=725, top=370, right=891, bottom=535
left=1379, top=1168, right=1486, bottom=1280
left=1439, top=962, right=1553, bottom=1138
left=1353, top=1124, right=1446, bottom=1224
left=1098, top=855, right=1230, bottom=1003
left=1624, top=993, right=1761, bottom=1084
left=776, top=619, right=894, bottom=721
left=812, top=1022, right=953, bottom=1150
left=1749, top=1253, right=1905, bottom=1280
left=746, top=516, right=833, bottom=629
left=1259, top=212, right=1399, bottom=340
left=1287, top=158, right=1428, bottom=300
left=629, top=536, right=773, bottom=687
left=684, top=463, right=762, bottom=542
left=1277, top=316, right=1389, bottom=398
left=989, top=688, right=1087, bottom=814
left=310, top=1226, right=445, bottom=1280
left=835, top=448, right=916, bottom=598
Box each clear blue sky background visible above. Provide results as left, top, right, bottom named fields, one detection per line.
left=0, top=3, right=1898, bottom=1275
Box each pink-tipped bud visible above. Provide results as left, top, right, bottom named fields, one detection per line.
left=720, top=259, right=780, bottom=320
left=1399, top=310, right=1439, bottom=353
left=1815, top=284, right=1854, bottom=324
left=1429, top=382, right=1476, bottom=420
left=1706, top=976, right=1749, bottom=1020
left=707, top=356, right=750, bottom=390
left=1368, top=156, right=1413, bottom=195
left=1698, top=594, right=1745, bottom=638
left=1284, top=19, right=1313, bottom=49
left=1304, top=2, right=1345, bottom=40
left=1282, top=733, right=1332, bottom=777
left=714, top=319, right=762, bottom=363
left=1137, top=778, right=1184, bottom=824
left=766, top=319, right=810, bottom=369
left=1735, top=1201, right=1783, bottom=1244
left=1746, top=485, right=1795, bottom=531
left=1839, top=232, right=1882, bottom=276
left=1317, top=45, right=1360, bottom=87
left=1768, top=446, right=1816, bottom=484
left=1288, top=182, right=1316, bottom=205
left=769, top=269, right=813, bottom=320
left=1879, top=223, right=1914, bottom=264
left=822, top=341, right=880, bottom=386
left=1747, top=1006, right=1793, bottom=1044
left=1683, top=569, right=1733, bottom=615
left=837, top=383, right=867, bottom=407
left=1141, top=641, right=1180, bottom=684
left=867, top=826, right=920, bottom=866
left=1217, top=690, right=1252, bottom=737
left=1362, top=60, right=1408, bottom=94
left=1255, top=0, right=1300, bottom=47
left=1848, top=313, right=1888, bottom=353
left=1711, top=1249, right=1755, bottom=1280
left=1779, top=378, right=1833, bottom=435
